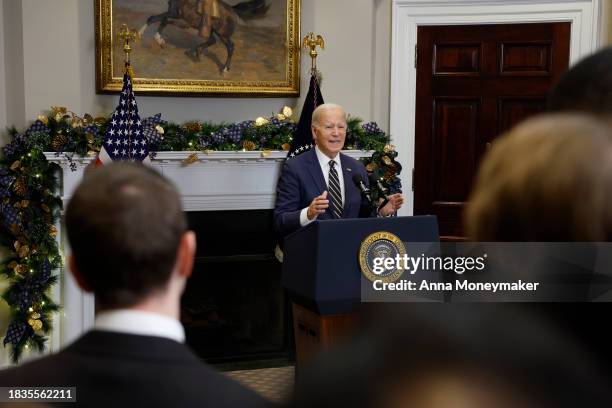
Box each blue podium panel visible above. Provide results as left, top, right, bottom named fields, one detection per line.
left=282, top=216, right=439, bottom=314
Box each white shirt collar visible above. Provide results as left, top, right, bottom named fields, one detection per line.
left=314, top=145, right=341, bottom=169
left=94, top=309, right=185, bottom=343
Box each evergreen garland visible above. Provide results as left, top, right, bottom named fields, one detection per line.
left=0, top=107, right=401, bottom=362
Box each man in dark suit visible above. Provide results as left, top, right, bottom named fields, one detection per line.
left=274, top=103, right=403, bottom=237
left=0, top=163, right=266, bottom=408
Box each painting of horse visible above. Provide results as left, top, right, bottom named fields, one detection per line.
left=95, top=0, right=300, bottom=96
left=139, top=0, right=270, bottom=73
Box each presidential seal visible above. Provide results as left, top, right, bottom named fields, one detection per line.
left=359, top=231, right=407, bottom=283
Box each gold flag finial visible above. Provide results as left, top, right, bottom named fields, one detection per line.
left=303, top=32, right=325, bottom=73
left=118, top=24, right=140, bottom=76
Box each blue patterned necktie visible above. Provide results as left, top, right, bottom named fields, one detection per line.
left=328, top=160, right=343, bottom=218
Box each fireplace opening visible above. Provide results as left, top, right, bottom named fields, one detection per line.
left=181, top=210, right=293, bottom=369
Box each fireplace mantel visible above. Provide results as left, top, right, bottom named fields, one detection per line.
left=43, top=150, right=373, bottom=351
left=45, top=150, right=372, bottom=211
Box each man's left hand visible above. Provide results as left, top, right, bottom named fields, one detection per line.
left=378, top=193, right=404, bottom=216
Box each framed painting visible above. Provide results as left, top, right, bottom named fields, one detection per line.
left=95, top=0, right=300, bottom=96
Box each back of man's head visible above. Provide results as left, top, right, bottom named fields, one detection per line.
left=547, top=47, right=612, bottom=115
left=65, top=162, right=187, bottom=309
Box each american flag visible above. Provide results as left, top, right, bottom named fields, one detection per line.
left=95, top=72, right=149, bottom=166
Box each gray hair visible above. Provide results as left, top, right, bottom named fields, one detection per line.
left=312, top=103, right=347, bottom=127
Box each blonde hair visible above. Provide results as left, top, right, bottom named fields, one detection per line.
left=465, top=113, right=612, bottom=241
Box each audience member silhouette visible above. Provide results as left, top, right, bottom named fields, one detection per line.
left=465, top=113, right=612, bottom=241
left=0, top=163, right=266, bottom=408
left=548, top=47, right=612, bottom=116
left=287, top=305, right=611, bottom=408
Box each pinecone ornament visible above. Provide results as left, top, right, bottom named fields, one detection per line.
left=242, top=140, right=256, bottom=151
left=13, top=178, right=26, bottom=197
left=184, top=122, right=202, bottom=133
left=52, top=134, right=68, bottom=151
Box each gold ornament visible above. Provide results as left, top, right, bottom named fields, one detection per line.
left=51, top=106, right=67, bottom=115
left=10, top=161, right=21, bottom=171
left=382, top=156, right=393, bottom=166
left=282, top=106, right=293, bottom=118
left=14, top=264, right=27, bottom=276
left=54, top=112, right=62, bottom=122
left=37, top=115, right=49, bottom=125
left=182, top=153, right=199, bottom=165
left=28, top=313, right=43, bottom=331
left=94, top=116, right=107, bottom=126
left=155, top=125, right=165, bottom=135
left=255, top=117, right=269, bottom=127
left=83, top=114, right=94, bottom=125
left=242, top=140, right=256, bottom=151
left=13, top=178, right=26, bottom=197
left=71, top=119, right=83, bottom=129
left=184, top=122, right=202, bottom=133
left=281, top=143, right=291, bottom=151
left=20, top=200, right=29, bottom=208
left=276, top=114, right=286, bottom=121
left=260, top=150, right=271, bottom=158
left=384, top=168, right=396, bottom=181
left=366, top=162, right=378, bottom=172
left=52, top=134, right=68, bottom=151
left=41, top=203, right=51, bottom=213
left=18, top=245, right=30, bottom=259
left=383, top=144, right=396, bottom=154
left=86, top=133, right=94, bottom=144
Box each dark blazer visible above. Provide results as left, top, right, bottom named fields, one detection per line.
left=274, top=149, right=374, bottom=237
left=0, top=330, right=267, bottom=408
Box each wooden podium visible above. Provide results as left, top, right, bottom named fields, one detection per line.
left=282, top=216, right=439, bottom=371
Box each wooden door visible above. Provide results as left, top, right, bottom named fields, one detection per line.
left=414, top=23, right=570, bottom=240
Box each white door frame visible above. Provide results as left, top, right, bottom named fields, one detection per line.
left=390, top=0, right=602, bottom=216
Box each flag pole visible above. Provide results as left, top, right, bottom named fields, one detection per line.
left=303, top=32, right=325, bottom=75
left=286, top=33, right=326, bottom=160
left=118, top=24, right=139, bottom=77
left=96, top=25, right=148, bottom=166
left=118, top=24, right=139, bottom=160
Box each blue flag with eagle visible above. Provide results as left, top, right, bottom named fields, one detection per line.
left=95, top=72, right=149, bottom=166
left=287, top=73, right=324, bottom=159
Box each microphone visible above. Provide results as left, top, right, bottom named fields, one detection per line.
left=369, top=174, right=390, bottom=210
left=352, top=174, right=373, bottom=205
left=369, top=174, right=390, bottom=200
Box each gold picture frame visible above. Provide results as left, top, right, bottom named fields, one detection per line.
left=95, top=0, right=300, bottom=96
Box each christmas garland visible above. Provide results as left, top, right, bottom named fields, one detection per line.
left=0, top=106, right=402, bottom=362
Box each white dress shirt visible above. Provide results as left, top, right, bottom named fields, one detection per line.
left=299, top=146, right=346, bottom=226
left=94, top=309, right=185, bottom=343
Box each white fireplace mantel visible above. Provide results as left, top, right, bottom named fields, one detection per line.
left=45, top=150, right=372, bottom=211
left=43, top=150, right=373, bottom=351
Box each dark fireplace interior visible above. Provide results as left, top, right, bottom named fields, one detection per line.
left=181, top=210, right=292, bottom=369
